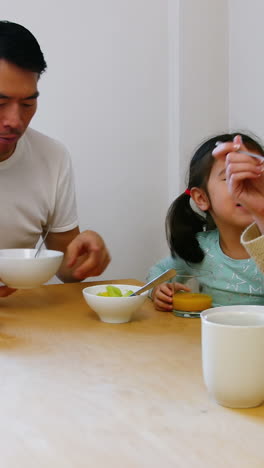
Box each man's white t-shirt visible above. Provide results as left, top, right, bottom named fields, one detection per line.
left=0, top=127, right=78, bottom=248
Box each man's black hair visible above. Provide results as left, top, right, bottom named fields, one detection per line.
left=0, top=21, right=47, bottom=74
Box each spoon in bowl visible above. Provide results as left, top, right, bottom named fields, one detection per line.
left=129, top=268, right=177, bottom=296
left=35, top=225, right=51, bottom=258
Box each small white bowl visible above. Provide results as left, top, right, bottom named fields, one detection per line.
left=82, top=284, right=148, bottom=323
left=0, top=249, right=64, bottom=289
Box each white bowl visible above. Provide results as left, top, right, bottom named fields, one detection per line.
left=82, top=284, right=148, bottom=323
left=0, top=249, right=64, bottom=288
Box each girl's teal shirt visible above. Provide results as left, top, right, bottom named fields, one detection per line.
left=147, top=230, right=264, bottom=307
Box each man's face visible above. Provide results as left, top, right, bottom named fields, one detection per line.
left=0, top=59, right=39, bottom=161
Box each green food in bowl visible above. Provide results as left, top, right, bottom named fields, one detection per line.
left=97, top=285, right=134, bottom=297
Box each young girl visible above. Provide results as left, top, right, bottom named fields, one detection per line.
left=148, top=132, right=264, bottom=311
left=214, top=134, right=264, bottom=274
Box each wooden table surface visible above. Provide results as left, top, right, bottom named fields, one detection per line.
left=0, top=279, right=263, bottom=468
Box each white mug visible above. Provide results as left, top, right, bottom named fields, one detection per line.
left=201, top=305, right=264, bottom=408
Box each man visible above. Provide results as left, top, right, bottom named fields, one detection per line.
left=0, top=21, right=110, bottom=296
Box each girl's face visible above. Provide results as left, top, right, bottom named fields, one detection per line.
left=206, top=158, right=254, bottom=230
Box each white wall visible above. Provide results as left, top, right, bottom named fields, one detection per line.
left=175, top=0, right=229, bottom=199
left=229, top=1, right=264, bottom=142
left=1, top=0, right=169, bottom=281
left=168, top=0, right=181, bottom=203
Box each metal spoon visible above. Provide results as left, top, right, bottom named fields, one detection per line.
left=215, top=141, right=264, bottom=161
left=34, top=225, right=51, bottom=258
left=129, top=268, right=177, bottom=296
left=237, top=150, right=264, bottom=162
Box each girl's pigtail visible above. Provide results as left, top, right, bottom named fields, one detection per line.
left=165, top=193, right=206, bottom=263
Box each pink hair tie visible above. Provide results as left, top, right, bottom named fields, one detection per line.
left=185, top=189, right=191, bottom=196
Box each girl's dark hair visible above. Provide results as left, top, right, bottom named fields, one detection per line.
left=0, top=21, right=47, bottom=74
left=166, top=132, right=264, bottom=263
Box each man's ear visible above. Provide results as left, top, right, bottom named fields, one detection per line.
left=190, top=187, right=210, bottom=213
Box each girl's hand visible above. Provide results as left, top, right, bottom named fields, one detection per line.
left=212, top=135, right=264, bottom=231
left=152, top=281, right=191, bottom=312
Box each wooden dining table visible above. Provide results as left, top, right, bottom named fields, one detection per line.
left=0, top=278, right=263, bottom=467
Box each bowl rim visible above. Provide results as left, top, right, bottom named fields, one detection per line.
left=0, top=248, right=64, bottom=259
left=82, top=283, right=147, bottom=298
